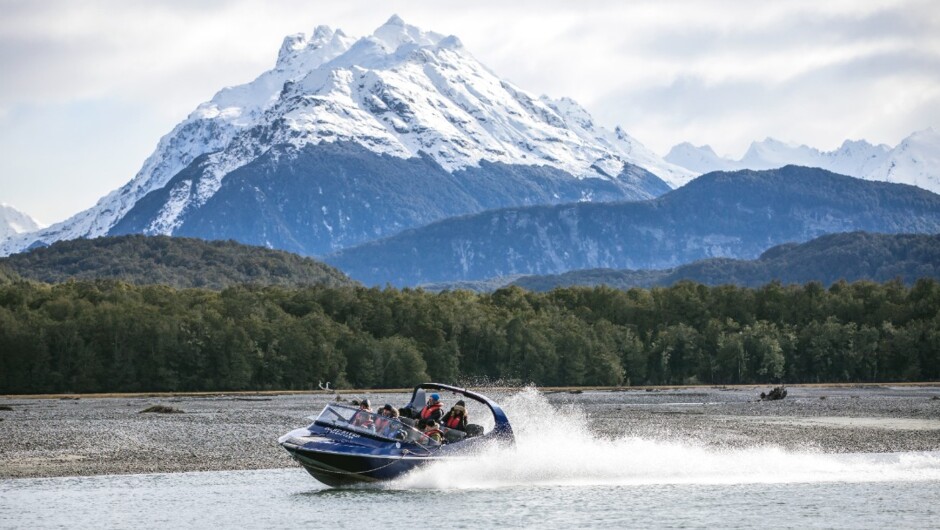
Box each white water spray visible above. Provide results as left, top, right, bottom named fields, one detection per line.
left=389, top=388, right=940, bottom=490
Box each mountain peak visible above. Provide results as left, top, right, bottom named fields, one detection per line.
left=311, top=24, right=334, bottom=41
left=0, top=203, right=42, bottom=243
left=384, top=14, right=406, bottom=26
left=277, top=33, right=307, bottom=64
left=371, top=15, right=445, bottom=51
left=906, top=127, right=938, bottom=142
left=276, top=25, right=350, bottom=69
left=664, top=142, right=733, bottom=174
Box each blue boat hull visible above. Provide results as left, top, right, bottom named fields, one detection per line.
left=283, top=444, right=432, bottom=486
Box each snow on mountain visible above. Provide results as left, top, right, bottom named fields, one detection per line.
left=0, top=25, right=355, bottom=255
left=865, top=128, right=940, bottom=193
left=1, top=16, right=690, bottom=256
left=663, top=133, right=939, bottom=193
left=738, top=138, right=824, bottom=170
left=823, top=139, right=891, bottom=178
left=0, top=204, right=41, bottom=243
left=664, top=143, right=738, bottom=174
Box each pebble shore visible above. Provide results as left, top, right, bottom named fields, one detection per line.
left=1, top=385, right=938, bottom=479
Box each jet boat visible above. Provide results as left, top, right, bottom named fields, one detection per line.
left=279, top=383, right=513, bottom=487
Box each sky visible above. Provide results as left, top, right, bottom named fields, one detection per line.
left=1, top=0, right=939, bottom=225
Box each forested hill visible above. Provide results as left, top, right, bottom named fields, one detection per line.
left=0, top=263, right=19, bottom=284
left=328, top=165, right=940, bottom=286
left=0, top=235, right=355, bottom=289
left=512, top=232, right=940, bottom=291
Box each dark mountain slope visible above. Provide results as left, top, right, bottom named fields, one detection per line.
left=510, top=232, right=940, bottom=291
left=327, top=166, right=940, bottom=286
left=110, top=142, right=666, bottom=256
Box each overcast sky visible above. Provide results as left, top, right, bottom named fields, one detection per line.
left=2, top=0, right=938, bottom=224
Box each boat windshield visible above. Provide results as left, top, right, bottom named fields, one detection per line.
left=312, top=404, right=439, bottom=445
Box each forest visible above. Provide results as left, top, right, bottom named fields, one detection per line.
left=1, top=277, right=938, bottom=393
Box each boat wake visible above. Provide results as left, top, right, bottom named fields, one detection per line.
left=387, top=388, right=940, bottom=490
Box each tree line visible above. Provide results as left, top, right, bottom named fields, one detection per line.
left=1, top=278, right=938, bottom=393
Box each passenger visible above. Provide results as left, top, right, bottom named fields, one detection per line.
left=441, top=400, right=468, bottom=431
left=351, top=399, right=374, bottom=429
left=374, top=404, right=399, bottom=436
left=419, top=393, right=444, bottom=424
left=422, top=419, right=444, bottom=444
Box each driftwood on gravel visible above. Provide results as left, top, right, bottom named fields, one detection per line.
left=139, top=405, right=184, bottom=414
left=760, top=386, right=788, bottom=401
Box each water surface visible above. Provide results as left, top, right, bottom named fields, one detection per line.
left=3, top=461, right=939, bottom=529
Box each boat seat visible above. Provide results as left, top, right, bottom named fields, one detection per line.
left=465, top=424, right=484, bottom=437
left=400, top=388, right=428, bottom=419
left=442, top=427, right=467, bottom=444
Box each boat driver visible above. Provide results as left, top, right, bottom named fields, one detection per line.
left=374, top=404, right=399, bottom=436
left=418, top=393, right=444, bottom=425
left=351, top=399, right=374, bottom=429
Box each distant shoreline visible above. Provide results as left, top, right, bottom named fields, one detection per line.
left=4, top=381, right=939, bottom=400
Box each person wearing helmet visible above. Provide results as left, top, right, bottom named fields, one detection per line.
left=419, top=393, right=443, bottom=424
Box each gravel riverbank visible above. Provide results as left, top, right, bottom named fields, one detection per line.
left=1, top=385, right=938, bottom=479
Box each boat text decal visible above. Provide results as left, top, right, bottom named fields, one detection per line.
left=326, top=428, right=361, bottom=440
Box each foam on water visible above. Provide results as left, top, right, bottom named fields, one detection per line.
left=388, top=388, right=940, bottom=490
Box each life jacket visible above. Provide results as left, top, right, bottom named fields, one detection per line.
left=374, top=416, right=390, bottom=433
left=352, top=410, right=373, bottom=428
left=423, top=428, right=443, bottom=443
left=445, top=414, right=464, bottom=430
left=420, top=402, right=442, bottom=420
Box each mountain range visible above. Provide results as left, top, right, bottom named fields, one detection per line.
left=508, top=232, right=940, bottom=291
left=0, top=16, right=689, bottom=257
left=0, top=204, right=41, bottom=243
left=665, top=128, right=940, bottom=194
left=0, top=16, right=936, bottom=293
left=326, top=166, right=940, bottom=286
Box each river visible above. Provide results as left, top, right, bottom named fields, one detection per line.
left=3, top=388, right=939, bottom=528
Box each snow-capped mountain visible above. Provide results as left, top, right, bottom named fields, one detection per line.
left=865, top=128, right=940, bottom=193
left=665, top=131, right=940, bottom=195
left=667, top=138, right=892, bottom=177
left=0, top=204, right=41, bottom=243
left=1, top=16, right=691, bottom=257
left=0, top=25, right=354, bottom=256
left=664, top=143, right=738, bottom=174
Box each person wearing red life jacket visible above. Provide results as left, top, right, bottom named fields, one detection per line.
left=419, top=393, right=443, bottom=424
left=373, top=404, right=399, bottom=436
left=421, top=419, right=444, bottom=444
left=441, top=400, right=468, bottom=431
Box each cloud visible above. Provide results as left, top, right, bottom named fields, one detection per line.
left=594, top=45, right=940, bottom=156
